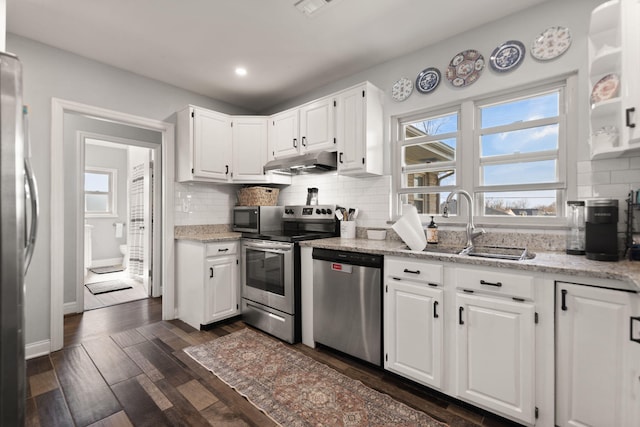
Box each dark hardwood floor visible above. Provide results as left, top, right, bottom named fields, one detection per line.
left=26, top=298, right=521, bottom=426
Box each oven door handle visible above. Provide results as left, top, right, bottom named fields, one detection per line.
left=247, top=248, right=291, bottom=255
left=244, top=242, right=293, bottom=251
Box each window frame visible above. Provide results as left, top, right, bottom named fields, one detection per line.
left=84, top=166, right=118, bottom=218
left=393, top=76, right=576, bottom=228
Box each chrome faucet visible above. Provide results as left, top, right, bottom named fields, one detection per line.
left=442, top=190, right=485, bottom=250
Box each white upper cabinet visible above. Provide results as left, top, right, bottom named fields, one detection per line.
left=269, top=95, right=336, bottom=160
left=177, top=105, right=232, bottom=182
left=299, top=97, right=337, bottom=153
left=269, top=108, right=300, bottom=160
left=589, top=0, right=640, bottom=158
left=336, top=82, right=384, bottom=176
left=232, top=116, right=268, bottom=182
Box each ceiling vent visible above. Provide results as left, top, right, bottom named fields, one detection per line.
left=294, top=0, right=334, bottom=17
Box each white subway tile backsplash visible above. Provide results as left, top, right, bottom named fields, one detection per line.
left=591, top=157, right=630, bottom=172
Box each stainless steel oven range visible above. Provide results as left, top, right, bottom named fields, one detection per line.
left=241, top=204, right=338, bottom=343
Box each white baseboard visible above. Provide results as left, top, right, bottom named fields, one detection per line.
left=64, top=301, right=78, bottom=315
left=26, top=339, right=51, bottom=359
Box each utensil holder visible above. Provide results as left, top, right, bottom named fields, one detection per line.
left=340, top=221, right=356, bottom=238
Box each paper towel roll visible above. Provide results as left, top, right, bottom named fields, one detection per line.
left=392, top=205, right=426, bottom=251
left=115, top=222, right=124, bottom=238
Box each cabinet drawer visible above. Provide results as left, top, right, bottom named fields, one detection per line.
left=205, top=242, right=237, bottom=257
left=386, top=257, right=443, bottom=285
left=456, top=267, right=534, bottom=300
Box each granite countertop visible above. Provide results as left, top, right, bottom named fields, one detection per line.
left=174, top=225, right=241, bottom=243
left=300, top=237, right=640, bottom=291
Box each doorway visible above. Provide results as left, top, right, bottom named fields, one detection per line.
left=81, top=135, right=156, bottom=311
left=50, top=98, right=175, bottom=353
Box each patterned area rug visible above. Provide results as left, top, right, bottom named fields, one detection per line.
left=184, top=328, right=447, bottom=427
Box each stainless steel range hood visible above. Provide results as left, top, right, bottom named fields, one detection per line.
left=263, top=151, right=337, bottom=174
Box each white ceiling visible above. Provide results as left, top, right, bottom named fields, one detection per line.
left=7, top=0, right=550, bottom=112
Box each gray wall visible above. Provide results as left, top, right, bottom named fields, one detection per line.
left=84, top=144, right=128, bottom=261
left=8, top=33, right=250, bottom=346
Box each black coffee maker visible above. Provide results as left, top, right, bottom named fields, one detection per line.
left=585, top=199, right=619, bottom=261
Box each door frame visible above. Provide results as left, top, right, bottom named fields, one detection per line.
left=77, top=132, right=161, bottom=311
left=51, top=98, right=175, bottom=352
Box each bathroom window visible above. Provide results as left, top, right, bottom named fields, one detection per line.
left=85, top=167, right=117, bottom=217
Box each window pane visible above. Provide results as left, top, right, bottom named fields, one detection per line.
left=482, top=160, right=556, bottom=186
left=480, top=124, right=558, bottom=157
left=403, top=138, right=456, bottom=165
left=401, top=192, right=450, bottom=215
left=481, top=190, right=557, bottom=216
left=403, top=112, right=458, bottom=139
left=85, top=172, right=110, bottom=192
left=480, top=92, right=559, bottom=128
left=86, top=194, right=109, bottom=212
left=405, top=170, right=456, bottom=188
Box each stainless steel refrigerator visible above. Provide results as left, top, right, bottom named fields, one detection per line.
left=0, top=51, right=39, bottom=425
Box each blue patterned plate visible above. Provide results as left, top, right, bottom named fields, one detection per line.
left=415, top=67, right=441, bottom=94
left=490, top=40, right=525, bottom=72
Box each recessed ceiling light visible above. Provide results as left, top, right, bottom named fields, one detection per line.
left=235, top=67, right=247, bottom=77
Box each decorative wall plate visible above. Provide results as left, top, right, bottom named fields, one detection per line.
left=415, top=67, right=441, bottom=94
left=591, top=73, right=620, bottom=104
left=490, top=40, right=525, bottom=72
left=531, top=26, right=572, bottom=60
left=392, top=77, right=414, bottom=101
left=445, top=49, right=485, bottom=88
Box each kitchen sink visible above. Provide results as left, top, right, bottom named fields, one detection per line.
left=421, top=245, right=466, bottom=255
left=464, top=245, right=534, bottom=261
left=406, top=244, right=534, bottom=261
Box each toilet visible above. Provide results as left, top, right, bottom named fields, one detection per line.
left=119, top=244, right=128, bottom=269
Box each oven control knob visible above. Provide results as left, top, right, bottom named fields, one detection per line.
left=316, top=208, right=321, bottom=214
left=321, top=209, right=327, bottom=214
left=327, top=208, right=332, bottom=214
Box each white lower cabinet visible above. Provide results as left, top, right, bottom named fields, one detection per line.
left=455, top=292, right=536, bottom=423
left=383, top=258, right=547, bottom=426
left=176, top=240, right=240, bottom=330
left=384, top=268, right=443, bottom=389
left=556, top=281, right=640, bottom=427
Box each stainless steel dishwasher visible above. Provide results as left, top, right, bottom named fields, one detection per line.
left=312, top=248, right=383, bottom=366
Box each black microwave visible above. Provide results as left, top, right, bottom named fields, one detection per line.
left=232, top=206, right=283, bottom=233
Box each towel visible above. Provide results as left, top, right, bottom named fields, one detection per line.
left=115, top=222, right=124, bottom=238
left=392, top=205, right=426, bottom=251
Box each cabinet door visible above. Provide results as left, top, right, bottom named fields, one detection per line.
left=269, top=109, right=299, bottom=159
left=193, top=109, right=232, bottom=181
left=556, top=282, right=640, bottom=427
left=299, top=97, right=336, bottom=153
left=622, top=0, right=640, bottom=146
left=384, top=280, right=443, bottom=389
left=205, top=256, right=239, bottom=323
left=232, top=117, right=268, bottom=182
left=456, top=293, right=535, bottom=423
left=336, top=86, right=365, bottom=173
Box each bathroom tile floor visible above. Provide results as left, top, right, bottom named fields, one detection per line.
left=84, top=269, right=149, bottom=310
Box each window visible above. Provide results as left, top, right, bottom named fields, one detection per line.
left=394, top=79, right=571, bottom=224
left=85, top=167, right=117, bottom=217
left=396, top=109, right=459, bottom=215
